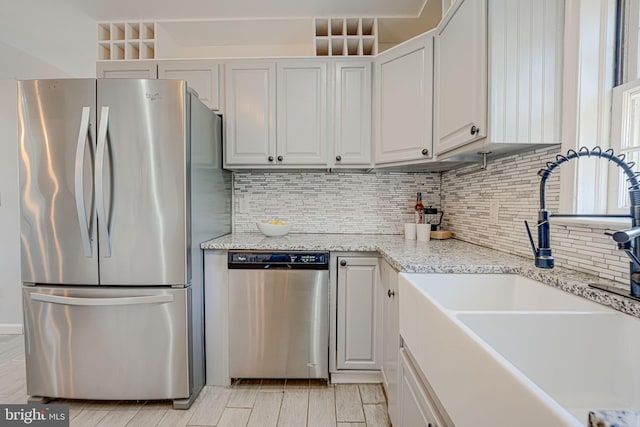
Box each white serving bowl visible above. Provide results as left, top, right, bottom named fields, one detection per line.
left=256, top=221, right=291, bottom=237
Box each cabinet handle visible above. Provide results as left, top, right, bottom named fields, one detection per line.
left=421, top=148, right=429, bottom=156
left=277, top=155, right=284, bottom=162
left=268, top=156, right=274, bottom=162
left=470, top=125, right=480, bottom=135
left=388, top=289, right=395, bottom=298
left=340, top=260, right=347, bottom=267
left=336, top=155, right=342, bottom=162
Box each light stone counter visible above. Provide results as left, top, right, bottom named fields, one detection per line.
left=202, top=233, right=640, bottom=318
left=203, top=233, right=640, bottom=424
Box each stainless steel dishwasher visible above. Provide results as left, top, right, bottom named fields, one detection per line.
left=227, top=251, right=329, bottom=379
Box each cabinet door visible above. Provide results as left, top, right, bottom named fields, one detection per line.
left=399, top=348, right=441, bottom=427
left=375, top=32, right=433, bottom=164
left=333, top=60, right=372, bottom=167
left=381, top=260, right=400, bottom=425
left=96, top=61, right=158, bottom=79
left=224, top=61, right=276, bottom=166
left=434, top=0, right=487, bottom=155
left=158, top=60, right=222, bottom=111
left=276, top=60, right=327, bottom=165
left=337, top=257, right=382, bottom=370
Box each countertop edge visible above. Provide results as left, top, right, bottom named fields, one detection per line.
left=201, top=233, right=640, bottom=318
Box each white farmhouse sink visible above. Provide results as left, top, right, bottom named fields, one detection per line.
left=403, top=273, right=607, bottom=312
left=457, top=312, right=640, bottom=422
left=398, top=273, right=640, bottom=427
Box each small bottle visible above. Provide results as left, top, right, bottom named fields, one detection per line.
left=414, top=192, right=425, bottom=224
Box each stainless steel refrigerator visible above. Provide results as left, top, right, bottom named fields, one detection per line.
left=17, top=79, right=231, bottom=408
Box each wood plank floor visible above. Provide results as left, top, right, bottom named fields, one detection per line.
left=0, top=334, right=390, bottom=426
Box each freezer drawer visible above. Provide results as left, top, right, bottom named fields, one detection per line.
left=23, top=285, right=191, bottom=400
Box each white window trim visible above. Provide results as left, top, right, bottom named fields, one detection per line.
left=552, top=216, right=630, bottom=229
left=559, top=0, right=629, bottom=226
left=624, top=0, right=640, bottom=81
left=609, top=79, right=640, bottom=216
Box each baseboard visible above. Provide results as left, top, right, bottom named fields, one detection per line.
left=330, top=371, right=382, bottom=384
left=0, top=324, right=23, bottom=334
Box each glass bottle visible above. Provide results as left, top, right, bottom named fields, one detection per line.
left=414, top=192, right=425, bottom=223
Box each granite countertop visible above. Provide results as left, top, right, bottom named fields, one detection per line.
left=202, top=232, right=640, bottom=318
left=203, top=233, right=640, bottom=424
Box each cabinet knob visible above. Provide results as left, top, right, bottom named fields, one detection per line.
left=388, top=289, right=395, bottom=298
left=268, top=156, right=274, bottom=162
left=470, top=125, right=480, bottom=135
left=421, top=148, right=429, bottom=156
left=277, top=155, right=284, bottom=162
left=340, top=260, right=347, bottom=267
left=336, top=155, right=342, bottom=162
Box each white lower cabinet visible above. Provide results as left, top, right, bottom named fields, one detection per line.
left=399, top=347, right=447, bottom=427
left=380, top=259, right=399, bottom=425
left=203, top=250, right=230, bottom=386
left=336, top=256, right=382, bottom=370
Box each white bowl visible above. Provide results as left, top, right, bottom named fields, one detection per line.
left=256, top=221, right=291, bottom=237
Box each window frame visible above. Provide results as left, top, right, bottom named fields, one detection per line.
left=559, top=0, right=630, bottom=225
left=607, top=1, right=640, bottom=215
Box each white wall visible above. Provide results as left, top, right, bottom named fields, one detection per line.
left=0, top=0, right=96, bottom=79
left=0, top=2, right=96, bottom=331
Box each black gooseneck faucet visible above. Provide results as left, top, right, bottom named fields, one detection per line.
left=525, top=146, right=640, bottom=297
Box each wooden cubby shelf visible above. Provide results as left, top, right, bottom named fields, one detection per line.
left=314, top=18, right=378, bottom=56
left=97, top=21, right=155, bottom=60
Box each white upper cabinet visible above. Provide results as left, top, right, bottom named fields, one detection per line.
left=158, top=60, right=222, bottom=111
left=224, top=59, right=372, bottom=169
left=434, top=0, right=487, bottom=155
left=97, top=61, right=158, bottom=79
left=224, top=59, right=329, bottom=168
left=374, top=31, right=434, bottom=165
left=332, top=60, right=373, bottom=167
left=276, top=60, right=328, bottom=165
left=97, top=60, right=223, bottom=111
left=224, top=61, right=276, bottom=166
left=434, top=0, right=564, bottom=158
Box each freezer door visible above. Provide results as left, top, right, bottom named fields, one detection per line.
left=18, top=79, right=99, bottom=285
left=96, top=79, right=188, bottom=286
left=23, top=285, right=190, bottom=400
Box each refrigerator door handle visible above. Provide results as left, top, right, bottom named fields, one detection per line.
left=30, top=293, right=175, bottom=306
left=96, top=106, right=111, bottom=257
left=74, top=106, right=93, bottom=258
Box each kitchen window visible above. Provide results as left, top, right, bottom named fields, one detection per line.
left=561, top=0, right=640, bottom=222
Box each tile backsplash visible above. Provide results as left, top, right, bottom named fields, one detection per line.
left=231, top=146, right=630, bottom=285
left=233, top=171, right=440, bottom=234
left=441, top=146, right=630, bottom=286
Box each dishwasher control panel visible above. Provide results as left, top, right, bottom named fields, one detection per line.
left=228, top=251, right=329, bottom=269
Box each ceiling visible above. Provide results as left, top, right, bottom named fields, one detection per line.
left=66, top=0, right=430, bottom=21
